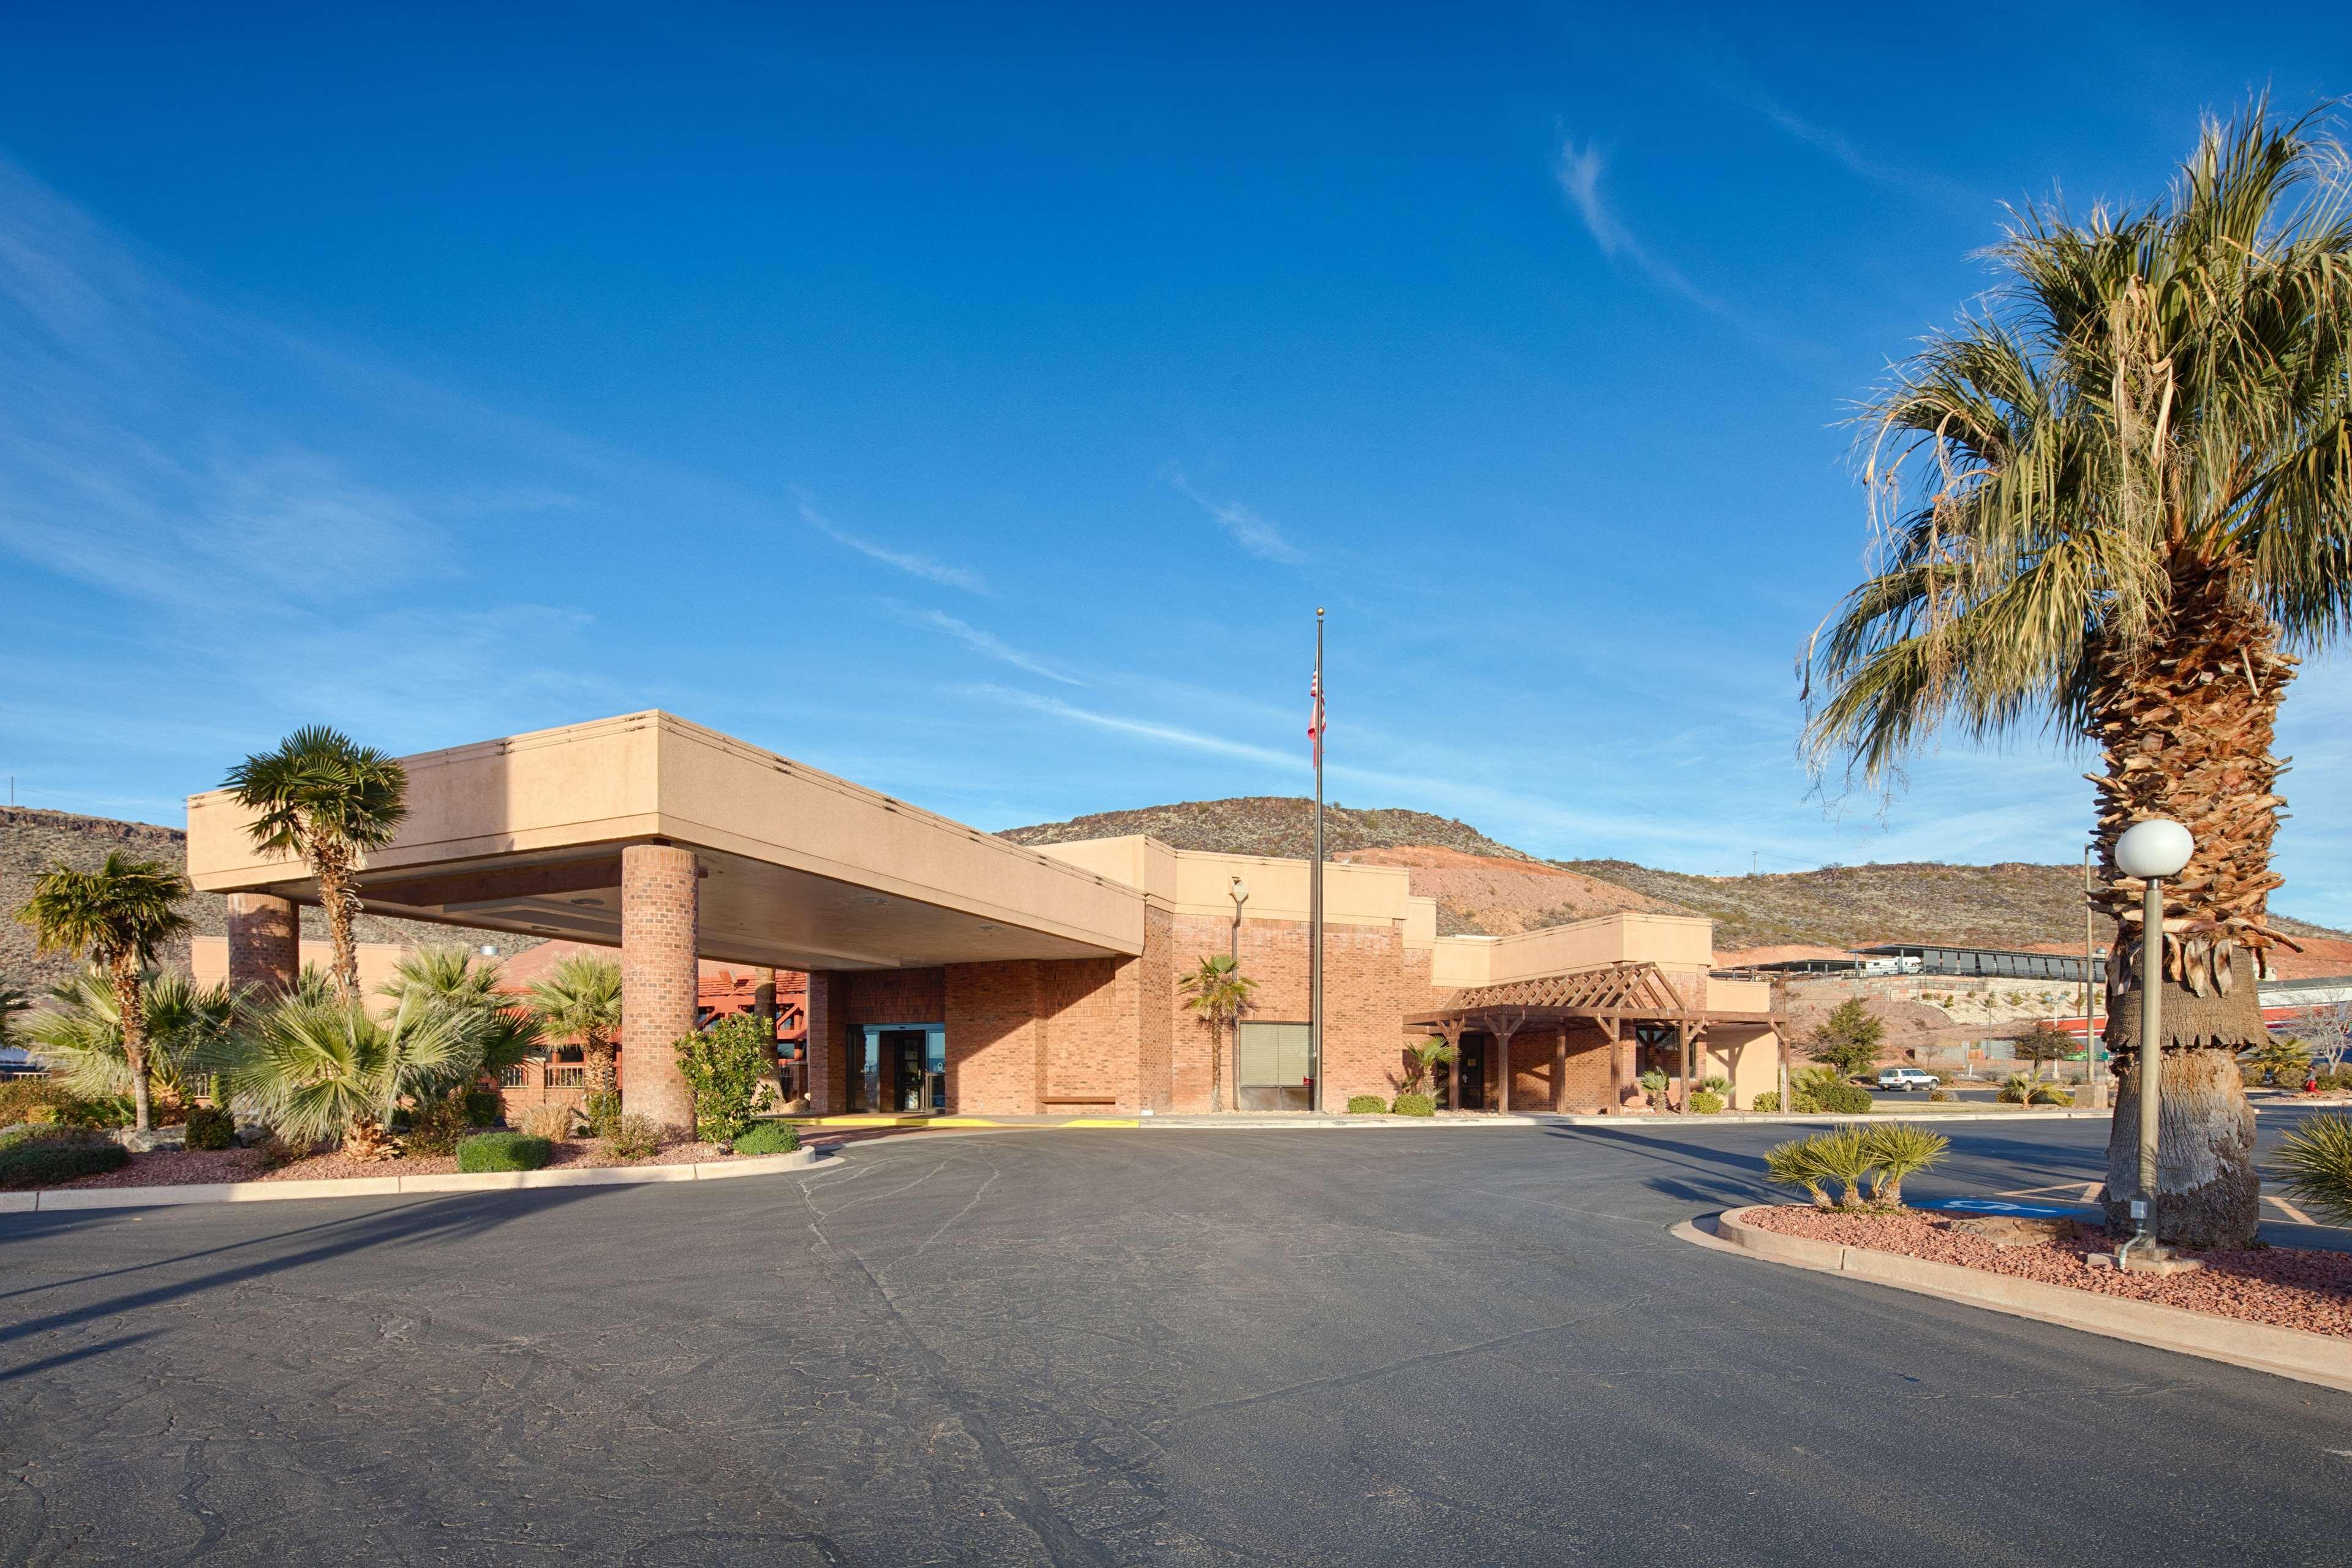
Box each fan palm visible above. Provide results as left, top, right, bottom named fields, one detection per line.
left=223, top=992, right=487, bottom=1149
left=24, top=967, right=241, bottom=1106
left=1179, top=954, right=1257, bottom=1112
left=224, top=726, right=409, bottom=1003
left=525, top=952, right=625, bottom=1101
left=13, top=853, right=194, bottom=1130
left=380, top=946, right=545, bottom=1079
left=1804, top=101, right=2352, bottom=1248
left=0, top=985, right=29, bottom=1053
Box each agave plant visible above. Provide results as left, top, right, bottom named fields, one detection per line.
left=2272, top=1113, right=2352, bottom=1225
left=21, top=967, right=241, bottom=1106
left=222, top=992, right=489, bottom=1150
left=1860, top=1123, right=1950, bottom=1207
left=1763, top=1137, right=1836, bottom=1209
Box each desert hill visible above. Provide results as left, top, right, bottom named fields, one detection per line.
left=1001, top=797, right=2352, bottom=969
left=2, top=807, right=541, bottom=993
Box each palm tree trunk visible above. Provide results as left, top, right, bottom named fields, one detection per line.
left=586, top=1036, right=617, bottom=1100
left=315, top=845, right=362, bottom=1003
left=2090, top=567, right=2293, bottom=1248
left=110, top=952, right=153, bottom=1133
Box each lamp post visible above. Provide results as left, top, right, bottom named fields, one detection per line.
left=2114, top=818, right=2193, bottom=1265
left=1227, top=875, right=1249, bottom=1115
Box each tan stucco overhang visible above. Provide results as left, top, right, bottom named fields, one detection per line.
left=184, top=712, right=1145, bottom=971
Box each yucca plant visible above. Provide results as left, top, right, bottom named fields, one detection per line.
left=2247, top=1036, right=2312, bottom=1086
left=1809, top=1125, right=1878, bottom=1210
left=13, top=851, right=194, bottom=1130
left=1860, top=1123, right=1950, bottom=1207
left=1804, top=100, right=2352, bottom=1250
left=222, top=992, right=488, bottom=1150
left=224, top=726, right=409, bottom=1003
left=23, top=967, right=241, bottom=1107
left=2272, top=1113, right=2352, bottom=1224
left=1763, top=1137, right=1836, bottom=1208
left=1998, top=1074, right=2075, bottom=1107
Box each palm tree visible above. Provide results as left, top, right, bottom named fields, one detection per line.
left=13, top=853, right=193, bottom=1130
left=1179, top=954, right=1256, bottom=1112
left=224, top=726, right=409, bottom=1003
left=526, top=952, right=625, bottom=1102
left=1805, top=102, right=2352, bottom=1249
left=222, top=991, right=486, bottom=1150
left=380, top=946, right=544, bottom=1080
left=1401, top=1035, right=1458, bottom=1098
left=24, top=967, right=241, bottom=1106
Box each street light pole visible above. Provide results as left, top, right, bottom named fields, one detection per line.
left=1227, top=875, right=1249, bottom=1115
left=2084, top=848, right=2103, bottom=1109
left=2113, top=818, right=2193, bottom=1266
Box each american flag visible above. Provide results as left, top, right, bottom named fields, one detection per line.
left=1307, top=667, right=1325, bottom=769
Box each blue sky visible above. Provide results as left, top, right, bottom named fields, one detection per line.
left=4, top=5, right=2351, bottom=922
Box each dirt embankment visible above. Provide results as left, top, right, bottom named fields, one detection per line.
left=1332, top=845, right=1685, bottom=937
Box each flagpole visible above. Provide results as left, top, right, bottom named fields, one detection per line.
left=1310, top=608, right=1325, bottom=1115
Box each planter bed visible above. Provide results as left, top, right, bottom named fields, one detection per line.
left=1744, top=1204, right=2352, bottom=1338
left=31, top=1135, right=733, bottom=1193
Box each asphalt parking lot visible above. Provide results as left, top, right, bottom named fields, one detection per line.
left=3, top=1117, right=2347, bottom=1566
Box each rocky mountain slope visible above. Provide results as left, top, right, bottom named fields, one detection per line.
left=1002, top=796, right=2352, bottom=967
left=2, top=807, right=539, bottom=993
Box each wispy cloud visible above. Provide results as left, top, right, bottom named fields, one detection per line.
left=908, top=608, right=1087, bottom=685
left=793, top=489, right=987, bottom=592
left=1555, top=138, right=1743, bottom=322
left=1706, top=72, right=1989, bottom=216
left=968, top=685, right=1307, bottom=770
left=1164, top=466, right=1308, bottom=564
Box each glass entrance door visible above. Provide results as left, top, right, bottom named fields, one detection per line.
left=859, top=1024, right=946, bottom=1112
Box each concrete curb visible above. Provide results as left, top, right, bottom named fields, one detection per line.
left=1691, top=1204, right=2352, bottom=1396
left=6, top=1147, right=816, bottom=1213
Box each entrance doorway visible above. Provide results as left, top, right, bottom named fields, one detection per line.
left=1236, top=1021, right=1312, bottom=1110
left=857, top=1024, right=946, bottom=1112
left=1450, top=1033, right=1491, bottom=1109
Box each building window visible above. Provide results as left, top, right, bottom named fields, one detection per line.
left=1236, top=1022, right=1311, bottom=1111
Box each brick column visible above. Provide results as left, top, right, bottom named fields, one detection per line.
left=621, top=844, right=699, bottom=1133
left=805, top=971, right=845, bottom=1113
left=226, top=893, right=298, bottom=995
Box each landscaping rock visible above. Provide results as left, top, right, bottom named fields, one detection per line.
left=1948, top=1214, right=2079, bottom=1248
left=109, top=1125, right=186, bottom=1153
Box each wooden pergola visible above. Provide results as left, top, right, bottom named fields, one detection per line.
left=1404, top=960, right=1783, bottom=1115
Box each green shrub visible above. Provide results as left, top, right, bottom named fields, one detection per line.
left=1998, top=1074, right=2071, bottom=1107
left=462, top=1088, right=502, bottom=1126
left=0, top=1136, right=129, bottom=1188
left=403, top=1091, right=473, bottom=1156
left=0, top=1078, right=79, bottom=1125
left=1345, top=1094, right=1389, bottom=1115
left=1751, top=1090, right=1782, bottom=1113
left=674, top=1016, right=774, bottom=1144
left=454, top=1133, right=553, bottom=1173
left=2274, top=1112, right=2352, bottom=1224
left=1700, top=1075, right=1730, bottom=1095
left=607, top=1113, right=660, bottom=1159
left=184, top=1105, right=237, bottom=1151
left=1390, top=1092, right=1436, bottom=1117
left=54, top=1093, right=137, bottom=1129
left=1927, top=1086, right=1953, bottom=1102
left=1637, top=1069, right=1670, bottom=1097
left=1689, top=1090, right=1725, bottom=1115
left=582, top=1090, right=622, bottom=1138
left=1815, top=1081, right=1874, bottom=1115
left=731, top=1120, right=801, bottom=1156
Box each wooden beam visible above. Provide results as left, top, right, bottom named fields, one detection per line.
left=1603, top=1014, right=1624, bottom=1115
left=1550, top=1027, right=1568, bottom=1114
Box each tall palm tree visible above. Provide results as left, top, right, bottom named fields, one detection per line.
left=380, top=946, right=545, bottom=1080
left=1805, top=101, right=2352, bottom=1248
left=1179, top=954, right=1256, bottom=1112
left=13, top=853, right=193, bottom=1131
left=224, top=726, right=409, bottom=1003
left=526, top=952, right=625, bottom=1102
left=24, top=966, right=242, bottom=1106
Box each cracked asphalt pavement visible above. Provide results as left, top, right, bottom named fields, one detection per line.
left=4, top=1120, right=2348, bottom=1566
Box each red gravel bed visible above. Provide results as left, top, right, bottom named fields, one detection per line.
left=1746, top=1204, right=2352, bottom=1338
left=44, top=1136, right=737, bottom=1191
